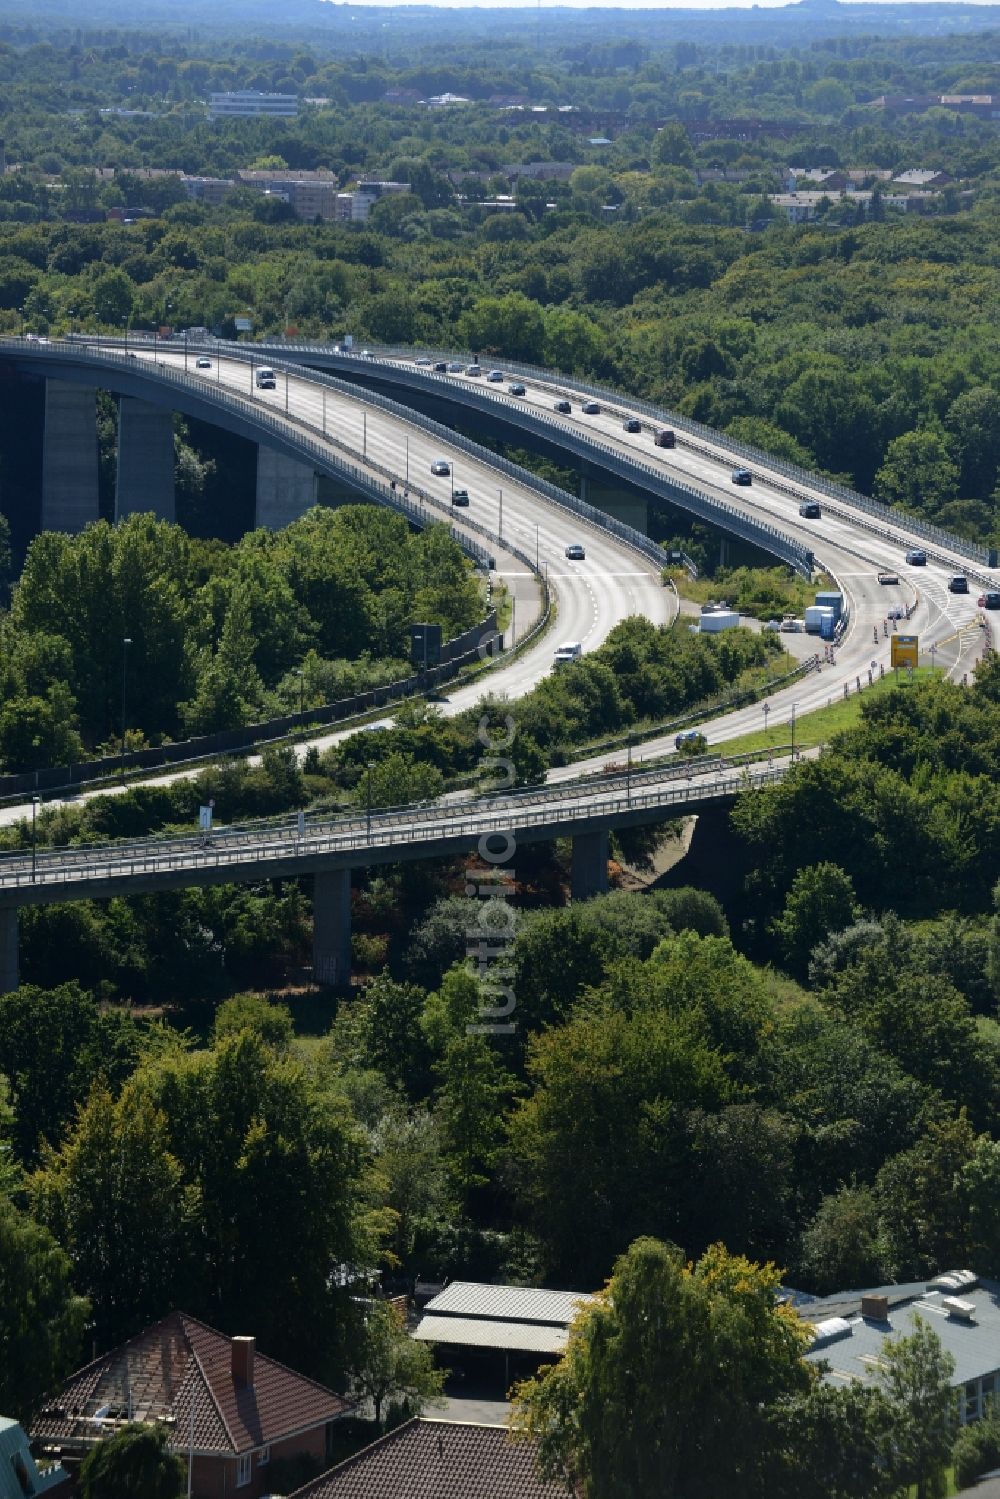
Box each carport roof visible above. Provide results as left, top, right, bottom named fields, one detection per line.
left=412, top=1315, right=570, bottom=1355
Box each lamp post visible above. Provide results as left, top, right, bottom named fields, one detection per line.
left=626, top=732, right=633, bottom=805
left=285, top=370, right=289, bottom=414
left=535, top=522, right=540, bottom=570
left=498, top=488, right=503, bottom=539
left=450, top=468, right=455, bottom=504
left=790, top=700, right=798, bottom=757
left=366, top=761, right=375, bottom=840
left=31, top=795, right=40, bottom=883
left=120, top=636, right=132, bottom=779
left=762, top=701, right=770, bottom=738
left=322, top=388, right=327, bottom=435
left=405, top=435, right=409, bottom=486
left=363, top=410, right=367, bottom=458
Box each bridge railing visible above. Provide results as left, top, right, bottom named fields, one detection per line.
left=261, top=336, right=993, bottom=569
left=0, top=751, right=786, bottom=889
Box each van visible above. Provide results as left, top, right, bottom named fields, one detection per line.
left=255, top=367, right=276, bottom=389
left=654, top=429, right=676, bottom=448
left=553, top=641, right=583, bottom=665
left=799, top=500, right=821, bottom=519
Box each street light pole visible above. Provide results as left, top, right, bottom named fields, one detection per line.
left=120, top=636, right=132, bottom=779
left=363, top=410, right=367, bottom=458
left=535, top=523, right=539, bottom=570
left=790, top=701, right=798, bottom=757
left=405, top=436, right=409, bottom=486
left=322, top=388, right=327, bottom=435
left=498, top=488, right=503, bottom=539
left=31, top=795, right=40, bottom=883
left=366, top=761, right=374, bottom=840
left=285, top=370, right=289, bottom=414
left=626, top=733, right=633, bottom=805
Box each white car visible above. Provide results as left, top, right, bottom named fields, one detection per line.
left=195, top=357, right=212, bottom=370
left=430, top=458, right=451, bottom=477
left=565, top=543, right=586, bottom=561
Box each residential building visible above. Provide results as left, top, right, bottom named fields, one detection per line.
left=424, top=93, right=472, bottom=108
left=801, top=1270, right=1000, bottom=1425
left=0, top=1417, right=69, bottom=1499
left=346, top=181, right=411, bottom=222
left=208, top=92, right=298, bottom=121
left=182, top=175, right=235, bottom=207
left=893, top=168, right=954, bottom=189
left=507, top=161, right=577, bottom=183
left=288, top=1418, right=565, bottom=1499
left=235, top=169, right=339, bottom=221
left=768, top=189, right=924, bottom=223
left=29, top=1312, right=352, bottom=1499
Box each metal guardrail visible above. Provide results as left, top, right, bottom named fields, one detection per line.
left=0, top=760, right=787, bottom=896
left=264, top=336, right=992, bottom=570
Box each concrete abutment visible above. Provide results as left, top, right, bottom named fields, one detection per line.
left=312, top=868, right=352, bottom=988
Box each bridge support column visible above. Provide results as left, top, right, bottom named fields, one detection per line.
left=571, top=829, right=610, bottom=902
left=313, top=869, right=351, bottom=988
left=42, top=379, right=100, bottom=533
left=116, top=398, right=175, bottom=521
left=0, top=907, right=18, bottom=995
left=256, top=448, right=317, bottom=529
left=579, top=461, right=648, bottom=535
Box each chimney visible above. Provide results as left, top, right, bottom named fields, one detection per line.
left=231, top=1336, right=255, bottom=1388
left=861, top=1294, right=889, bottom=1321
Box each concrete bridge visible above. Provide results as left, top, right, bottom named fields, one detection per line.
left=0, top=758, right=782, bottom=992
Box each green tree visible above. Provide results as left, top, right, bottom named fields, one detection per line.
left=874, top=429, right=960, bottom=519
left=877, top=1316, right=958, bottom=1499
left=434, top=1034, right=517, bottom=1201
left=80, top=1422, right=185, bottom=1499
left=458, top=292, right=545, bottom=363
left=512, top=1237, right=811, bottom=1499
left=349, top=1301, right=445, bottom=1430
left=771, top=863, right=859, bottom=981
left=212, top=992, right=293, bottom=1052
left=0, top=1199, right=89, bottom=1425
left=797, top=1185, right=889, bottom=1294
left=92, top=267, right=135, bottom=327
left=28, top=1081, right=188, bottom=1348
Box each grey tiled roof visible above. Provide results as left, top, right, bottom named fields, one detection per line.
left=290, top=1419, right=569, bottom=1499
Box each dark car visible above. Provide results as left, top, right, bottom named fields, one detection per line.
left=799, top=501, right=821, bottom=519
left=451, top=489, right=470, bottom=507
left=949, top=575, right=969, bottom=594
left=554, top=399, right=572, bottom=414
left=508, top=382, right=527, bottom=396
left=905, top=549, right=927, bottom=566
left=623, top=417, right=641, bottom=433
left=654, top=429, right=676, bottom=448
left=433, top=361, right=448, bottom=373
left=582, top=401, right=601, bottom=415
left=674, top=730, right=708, bottom=754
left=980, top=591, right=1000, bottom=609
left=732, top=469, right=753, bottom=487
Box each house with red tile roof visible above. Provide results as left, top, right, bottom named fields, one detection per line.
left=289, top=1418, right=569, bottom=1499
left=29, top=1312, right=353, bottom=1499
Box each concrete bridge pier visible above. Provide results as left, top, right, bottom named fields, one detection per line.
left=256, top=449, right=318, bottom=529
left=571, top=829, right=610, bottom=902
left=313, top=869, right=352, bottom=988
left=42, top=380, right=100, bottom=532
left=116, top=398, right=176, bottom=521
left=0, top=907, right=18, bottom=995
left=579, top=460, right=648, bottom=535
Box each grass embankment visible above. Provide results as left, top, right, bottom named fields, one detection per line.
left=719, top=666, right=940, bottom=759
left=667, top=565, right=836, bottom=621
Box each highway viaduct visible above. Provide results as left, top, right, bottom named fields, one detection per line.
left=0, top=758, right=777, bottom=994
